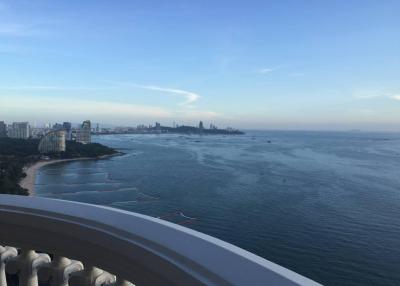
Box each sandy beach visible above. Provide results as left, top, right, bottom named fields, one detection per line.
left=19, top=154, right=120, bottom=195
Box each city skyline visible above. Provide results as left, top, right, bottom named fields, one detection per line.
left=0, top=119, right=234, bottom=130
left=0, top=1, right=399, bottom=131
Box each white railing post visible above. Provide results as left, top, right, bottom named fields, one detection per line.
left=0, top=246, right=18, bottom=286
left=114, top=278, right=134, bottom=286
left=38, top=256, right=84, bottom=286
left=69, top=266, right=115, bottom=286
left=6, top=249, right=51, bottom=286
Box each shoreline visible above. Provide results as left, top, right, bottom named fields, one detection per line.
left=19, top=153, right=121, bottom=196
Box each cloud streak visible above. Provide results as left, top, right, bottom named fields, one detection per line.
left=390, top=94, right=400, bottom=101
left=130, top=84, right=200, bottom=107
left=353, top=90, right=400, bottom=101
left=257, top=64, right=288, bottom=75
left=0, top=95, right=172, bottom=118
left=0, top=83, right=202, bottom=107
left=258, top=68, right=274, bottom=74
left=0, top=95, right=222, bottom=125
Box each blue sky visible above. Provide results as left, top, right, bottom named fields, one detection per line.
left=0, top=0, right=399, bottom=130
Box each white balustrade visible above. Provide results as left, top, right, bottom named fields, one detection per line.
left=69, top=266, right=115, bottom=286
left=6, top=249, right=51, bottom=286
left=0, top=195, right=322, bottom=286
left=113, top=278, right=134, bottom=286
left=0, top=246, right=18, bottom=286
left=38, top=256, right=84, bottom=286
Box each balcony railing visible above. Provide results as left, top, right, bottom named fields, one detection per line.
left=0, top=194, right=321, bottom=286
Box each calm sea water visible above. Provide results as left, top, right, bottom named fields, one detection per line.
left=35, top=131, right=400, bottom=286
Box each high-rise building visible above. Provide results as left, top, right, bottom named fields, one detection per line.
left=63, top=122, right=72, bottom=140
left=38, top=130, right=66, bottom=154
left=0, top=121, right=7, bottom=137
left=199, top=121, right=204, bottom=129
left=8, top=122, right=30, bottom=139
left=30, top=128, right=46, bottom=139
left=53, top=123, right=63, bottom=130
left=76, top=120, right=91, bottom=144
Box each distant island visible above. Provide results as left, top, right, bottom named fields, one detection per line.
left=0, top=138, right=118, bottom=196
left=156, top=125, right=244, bottom=135
left=94, top=121, right=245, bottom=135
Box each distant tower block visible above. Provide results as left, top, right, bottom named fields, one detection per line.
left=8, top=122, right=30, bottom=139
left=38, top=130, right=66, bottom=154
left=76, top=120, right=91, bottom=144
left=63, top=122, right=72, bottom=140
left=0, top=121, right=7, bottom=137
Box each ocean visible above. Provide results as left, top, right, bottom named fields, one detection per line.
left=34, top=131, right=400, bottom=286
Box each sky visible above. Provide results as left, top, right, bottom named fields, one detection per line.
left=0, top=0, right=399, bottom=131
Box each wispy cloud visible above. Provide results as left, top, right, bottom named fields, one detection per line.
left=129, top=84, right=200, bottom=107
left=0, top=82, right=206, bottom=112
left=257, top=64, right=288, bottom=75
left=389, top=94, right=400, bottom=101
left=0, top=83, right=202, bottom=107
left=354, top=90, right=400, bottom=101
left=353, top=90, right=383, bottom=99
left=0, top=95, right=222, bottom=124
left=0, top=96, right=172, bottom=118
left=258, top=68, right=274, bottom=74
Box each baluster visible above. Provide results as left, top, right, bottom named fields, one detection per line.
left=0, top=246, right=18, bottom=286
left=114, top=277, right=134, bottom=286
left=70, top=266, right=115, bottom=286
left=38, top=256, right=84, bottom=286
left=6, top=249, right=51, bottom=286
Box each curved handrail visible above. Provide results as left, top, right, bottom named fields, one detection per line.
left=0, top=195, right=321, bottom=286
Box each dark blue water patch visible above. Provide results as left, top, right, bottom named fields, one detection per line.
left=34, top=131, right=400, bottom=286
left=35, top=182, right=123, bottom=195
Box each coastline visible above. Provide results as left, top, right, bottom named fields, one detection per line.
left=19, top=153, right=121, bottom=196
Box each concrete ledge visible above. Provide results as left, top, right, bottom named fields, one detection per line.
left=0, top=195, right=321, bottom=286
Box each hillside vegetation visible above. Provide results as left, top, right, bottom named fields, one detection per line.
left=0, top=138, right=117, bottom=195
